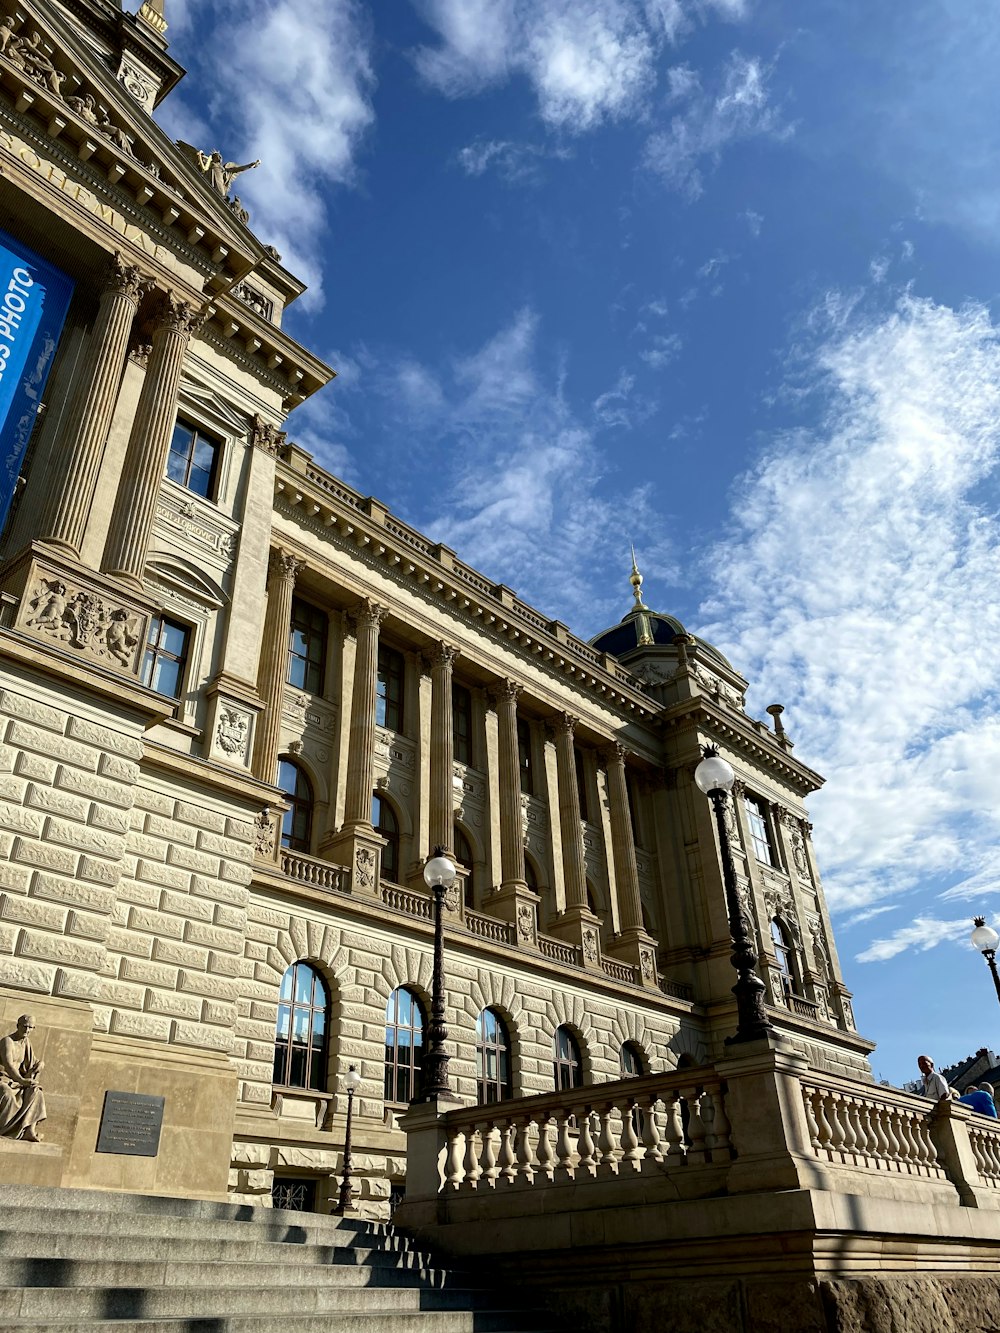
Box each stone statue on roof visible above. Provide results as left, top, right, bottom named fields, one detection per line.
left=177, top=142, right=260, bottom=200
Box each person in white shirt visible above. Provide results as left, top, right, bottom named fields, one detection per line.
left=917, top=1054, right=950, bottom=1101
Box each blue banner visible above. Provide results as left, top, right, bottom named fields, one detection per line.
left=0, top=230, right=74, bottom=531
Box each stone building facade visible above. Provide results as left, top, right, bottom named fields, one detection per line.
left=0, top=0, right=872, bottom=1214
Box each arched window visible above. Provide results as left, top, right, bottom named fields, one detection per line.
left=771, top=918, right=796, bottom=997
left=620, top=1041, right=646, bottom=1078
left=273, top=961, right=329, bottom=1091
left=278, top=759, right=313, bottom=852
left=454, top=826, right=474, bottom=909
left=553, top=1025, right=583, bottom=1091
left=385, top=986, right=425, bottom=1103
left=476, top=1008, right=512, bottom=1103
left=372, top=792, right=400, bottom=884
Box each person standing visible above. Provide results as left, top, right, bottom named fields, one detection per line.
left=917, top=1054, right=950, bottom=1101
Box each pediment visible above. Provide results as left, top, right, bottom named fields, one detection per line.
left=0, top=1, right=260, bottom=286
left=177, top=371, right=252, bottom=437
left=146, top=553, right=225, bottom=608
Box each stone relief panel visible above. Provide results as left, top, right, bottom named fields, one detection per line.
left=17, top=565, right=149, bottom=677
left=233, top=282, right=275, bottom=322
left=211, top=707, right=252, bottom=767
left=374, top=727, right=415, bottom=772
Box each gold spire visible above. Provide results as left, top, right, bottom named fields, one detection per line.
left=628, top=545, right=654, bottom=646
left=629, top=544, right=649, bottom=610
left=138, top=1, right=168, bottom=35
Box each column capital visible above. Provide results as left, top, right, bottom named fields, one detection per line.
left=152, top=290, right=207, bottom=336
left=251, top=413, right=287, bottom=457
left=347, top=596, right=387, bottom=633
left=425, top=640, right=460, bottom=672
left=552, top=710, right=578, bottom=739
left=489, top=677, right=522, bottom=708
left=104, top=250, right=146, bottom=301
left=601, top=740, right=629, bottom=769
left=267, top=548, right=304, bottom=586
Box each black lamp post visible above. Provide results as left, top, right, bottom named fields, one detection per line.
left=421, top=846, right=457, bottom=1099
left=693, top=745, right=774, bottom=1045
left=333, top=1065, right=362, bottom=1215
left=971, top=917, right=1000, bottom=1007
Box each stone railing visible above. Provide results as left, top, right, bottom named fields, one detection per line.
left=278, top=850, right=349, bottom=895
left=601, top=957, right=638, bottom=985
left=802, top=1075, right=946, bottom=1180
left=465, top=910, right=515, bottom=945
left=788, top=994, right=821, bottom=1020
left=437, top=1067, right=732, bottom=1194
left=381, top=882, right=433, bottom=919
left=537, top=934, right=580, bottom=966
left=968, top=1120, right=1000, bottom=1188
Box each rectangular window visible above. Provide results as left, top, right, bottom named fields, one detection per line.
left=287, top=598, right=326, bottom=693
left=452, top=683, right=473, bottom=765
left=517, top=718, right=533, bottom=796
left=166, top=420, right=220, bottom=499
left=575, top=747, right=589, bottom=821
left=744, top=794, right=777, bottom=867
left=141, top=615, right=189, bottom=699
left=376, top=645, right=404, bottom=732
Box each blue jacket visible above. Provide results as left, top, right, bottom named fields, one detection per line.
left=958, top=1090, right=998, bottom=1117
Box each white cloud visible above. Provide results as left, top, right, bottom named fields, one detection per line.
left=411, top=0, right=751, bottom=132
left=856, top=917, right=973, bottom=964
left=643, top=50, right=789, bottom=197
left=157, top=1, right=375, bottom=303
left=639, top=332, right=683, bottom=368
left=698, top=292, right=1000, bottom=934
left=740, top=208, right=763, bottom=236
left=456, top=138, right=571, bottom=184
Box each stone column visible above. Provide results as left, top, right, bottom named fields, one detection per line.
left=427, top=642, right=458, bottom=856
left=102, top=291, right=203, bottom=586
left=250, top=549, right=302, bottom=784
left=494, top=680, right=525, bottom=890
left=39, top=252, right=145, bottom=556
left=342, top=598, right=387, bottom=829
left=328, top=598, right=388, bottom=896
left=603, top=743, right=659, bottom=987
left=548, top=713, right=601, bottom=969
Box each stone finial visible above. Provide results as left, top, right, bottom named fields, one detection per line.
left=766, top=704, right=786, bottom=736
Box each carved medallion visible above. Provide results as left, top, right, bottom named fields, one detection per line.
left=583, top=929, right=599, bottom=962
left=254, top=810, right=276, bottom=858
left=517, top=904, right=535, bottom=942
left=216, top=708, right=250, bottom=760
left=355, top=848, right=376, bottom=890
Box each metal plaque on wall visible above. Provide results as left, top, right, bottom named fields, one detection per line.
left=96, top=1091, right=165, bottom=1156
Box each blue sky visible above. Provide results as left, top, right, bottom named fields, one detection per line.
left=151, top=0, right=1000, bottom=1088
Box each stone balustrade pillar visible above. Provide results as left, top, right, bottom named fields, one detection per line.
left=342, top=598, right=386, bottom=830
left=554, top=713, right=587, bottom=910
left=250, top=549, right=302, bottom=783
left=102, top=291, right=202, bottom=586
left=39, top=252, right=145, bottom=556
left=494, top=679, right=526, bottom=890
left=605, top=743, right=642, bottom=932
left=428, top=642, right=458, bottom=855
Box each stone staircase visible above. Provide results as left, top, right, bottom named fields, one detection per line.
left=0, top=1184, right=562, bottom=1331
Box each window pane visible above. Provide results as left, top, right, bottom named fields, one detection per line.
left=151, top=656, right=181, bottom=699
left=193, top=436, right=216, bottom=470
left=160, top=621, right=187, bottom=656
left=166, top=448, right=189, bottom=484
left=275, top=1002, right=290, bottom=1039
left=295, top=966, right=312, bottom=1004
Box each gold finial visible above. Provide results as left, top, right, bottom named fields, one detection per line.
left=629, top=544, right=649, bottom=610
left=138, top=1, right=168, bottom=35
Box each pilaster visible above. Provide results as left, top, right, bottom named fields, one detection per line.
left=250, top=548, right=302, bottom=784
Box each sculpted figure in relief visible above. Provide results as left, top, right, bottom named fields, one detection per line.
left=0, top=1015, right=46, bottom=1142
left=189, top=147, right=260, bottom=199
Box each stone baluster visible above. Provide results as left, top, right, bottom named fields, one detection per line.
left=535, top=1118, right=555, bottom=1180
left=444, top=1128, right=465, bottom=1191
left=664, top=1095, right=686, bottom=1161
left=514, top=1117, right=536, bottom=1186
left=103, top=291, right=203, bottom=585
left=554, top=1110, right=575, bottom=1181
left=342, top=599, right=387, bottom=829
left=577, top=1107, right=597, bottom=1175
left=480, top=1124, right=499, bottom=1187
left=883, top=1105, right=902, bottom=1164
left=463, top=1127, right=483, bottom=1189
left=250, top=549, right=302, bottom=782
left=870, top=1101, right=890, bottom=1161
left=619, top=1098, right=641, bottom=1172
left=428, top=642, right=458, bottom=855
left=498, top=1118, right=518, bottom=1184
left=803, top=1088, right=821, bottom=1150
left=595, top=1103, right=618, bottom=1177
left=39, top=252, right=145, bottom=555
left=493, top=679, right=526, bottom=888
left=685, top=1088, right=708, bottom=1164
left=641, top=1097, right=663, bottom=1166
left=839, top=1095, right=858, bottom=1158
left=553, top=713, right=587, bottom=909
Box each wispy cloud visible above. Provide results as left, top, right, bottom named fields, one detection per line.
left=456, top=138, right=571, bottom=184
left=698, top=291, right=1000, bottom=934
left=643, top=51, right=789, bottom=197
left=410, top=0, right=751, bottom=132
left=157, top=1, right=375, bottom=304
left=856, top=916, right=974, bottom=964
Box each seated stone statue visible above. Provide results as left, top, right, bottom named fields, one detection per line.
left=0, top=1014, right=46, bottom=1142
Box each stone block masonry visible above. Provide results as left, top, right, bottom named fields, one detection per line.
left=0, top=665, right=254, bottom=1058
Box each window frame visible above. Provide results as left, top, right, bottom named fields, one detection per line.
left=553, top=1025, right=583, bottom=1091
left=372, top=792, right=400, bottom=885
left=454, top=824, right=474, bottom=909
left=476, top=1008, right=513, bottom=1104
left=141, top=613, right=190, bottom=700
left=770, top=917, right=798, bottom=997
left=620, top=1041, right=646, bottom=1078
left=278, top=758, right=313, bottom=852
left=166, top=418, right=221, bottom=500
left=517, top=717, right=534, bottom=797
left=272, top=960, right=329, bottom=1093
left=744, top=793, right=778, bottom=867
left=452, top=682, right=473, bottom=766
left=287, top=598, right=327, bottom=694
left=384, top=985, right=425, bottom=1105
left=376, top=645, right=405, bottom=733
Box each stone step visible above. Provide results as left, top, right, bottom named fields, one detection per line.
left=8, top=1281, right=522, bottom=1320
left=9, top=1315, right=558, bottom=1333
left=0, top=1256, right=454, bottom=1290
